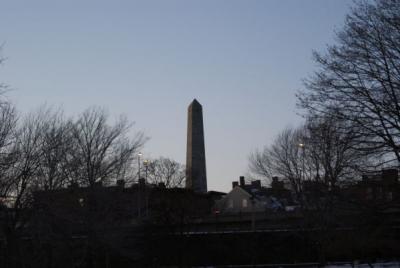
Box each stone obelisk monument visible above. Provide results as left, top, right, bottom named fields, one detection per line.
left=186, top=99, right=207, bottom=193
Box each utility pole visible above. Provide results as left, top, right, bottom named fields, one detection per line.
left=299, top=143, right=305, bottom=181
left=144, top=159, right=149, bottom=217
left=137, top=152, right=142, bottom=218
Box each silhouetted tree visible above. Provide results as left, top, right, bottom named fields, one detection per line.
left=250, top=115, right=366, bottom=202
left=33, top=107, right=73, bottom=191
left=0, top=45, right=8, bottom=97
left=304, top=115, right=369, bottom=189
left=249, top=115, right=370, bottom=263
left=68, top=107, right=145, bottom=187
left=145, top=157, right=185, bottom=188
left=0, top=105, right=148, bottom=267
left=63, top=107, right=146, bottom=268
left=0, top=110, right=49, bottom=268
left=298, top=0, right=400, bottom=167
left=0, top=103, right=18, bottom=200
left=250, top=126, right=305, bottom=202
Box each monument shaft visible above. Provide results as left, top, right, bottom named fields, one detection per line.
left=186, top=99, right=207, bottom=193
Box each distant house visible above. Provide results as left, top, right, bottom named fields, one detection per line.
left=215, top=176, right=293, bottom=214
left=215, top=185, right=264, bottom=214
left=344, top=169, right=400, bottom=204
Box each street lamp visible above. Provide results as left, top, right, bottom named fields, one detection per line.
left=137, top=152, right=143, bottom=218
left=298, top=143, right=305, bottom=181
left=138, top=152, right=142, bottom=181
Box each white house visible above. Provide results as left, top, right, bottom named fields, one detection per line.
left=215, top=186, right=265, bottom=214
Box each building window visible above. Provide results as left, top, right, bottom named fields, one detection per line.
left=242, top=199, right=248, bottom=208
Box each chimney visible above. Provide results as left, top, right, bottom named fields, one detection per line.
left=251, top=180, right=261, bottom=189
left=232, top=181, right=239, bottom=189
left=239, top=176, right=245, bottom=187
left=271, top=177, right=283, bottom=189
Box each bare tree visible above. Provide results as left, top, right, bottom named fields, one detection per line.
left=0, top=48, right=17, bottom=201
left=0, top=110, right=49, bottom=268
left=59, top=107, right=146, bottom=267
left=250, top=126, right=305, bottom=202
left=298, top=0, right=400, bottom=166
left=68, top=107, right=145, bottom=187
left=0, top=103, right=18, bottom=202
left=144, top=157, right=185, bottom=188
left=0, top=45, right=9, bottom=98
left=249, top=115, right=366, bottom=205
left=32, top=107, right=73, bottom=191
left=304, top=115, right=369, bottom=187
left=249, top=116, right=368, bottom=263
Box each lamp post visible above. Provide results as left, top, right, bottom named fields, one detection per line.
left=138, top=152, right=142, bottom=181
left=137, top=152, right=142, bottom=218
left=298, top=143, right=305, bottom=181
left=143, top=159, right=149, bottom=217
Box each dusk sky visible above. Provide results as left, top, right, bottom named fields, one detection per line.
left=1, top=0, right=352, bottom=192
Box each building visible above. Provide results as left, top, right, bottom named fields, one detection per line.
left=344, top=169, right=400, bottom=204
left=215, top=176, right=293, bottom=214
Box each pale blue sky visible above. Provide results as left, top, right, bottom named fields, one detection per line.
left=1, top=0, right=352, bottom=192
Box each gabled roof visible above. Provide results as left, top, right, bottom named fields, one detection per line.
left=225, top=186, right=252, bottom=199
